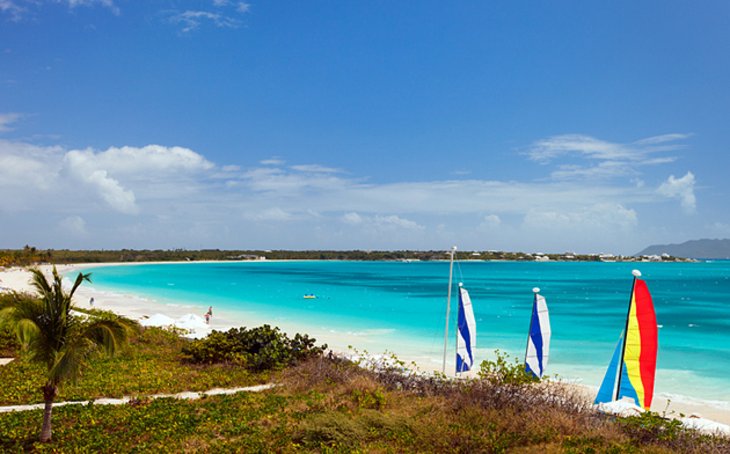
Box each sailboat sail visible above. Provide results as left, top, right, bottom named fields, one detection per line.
left=525, top=290, right=551, bottom=379
left=595, top=272, right=658, bottom=410
left=456, top=285, right=476, bottom=373
left=595, top=334, right=623, bottom=404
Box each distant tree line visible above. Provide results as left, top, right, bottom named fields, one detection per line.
left=0, top=246, right=631, bottom=266
left=0, top=245, right=53, bottom=267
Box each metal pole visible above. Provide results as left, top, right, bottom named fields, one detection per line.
left=615, top=269, right=641, bottom=401
left=441, top=246, right=457, bottom=374
left=524, top=287, right=540, bottom=372
left=455, top=282, right=462, bottom=376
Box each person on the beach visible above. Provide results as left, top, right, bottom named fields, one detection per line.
left=89, top=297, right=94, bottom=307
left=204, top=306, right=213, bottom=324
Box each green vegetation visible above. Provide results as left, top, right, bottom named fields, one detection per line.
left=2, top=353, right=728, bottom=452
left=0, top=291, right=725, bottom=451
left=0, top=322, right=19, bottom=357
left=182, top=325, right=326, bottom=371
left=0, top=326, right=265, bottom=406
left=0, top=245, right=52, bottom=267
left=0, top=268, right=135, bottom=442
left=478, top=350, right=540, bottom=386
left=0, top=246, right=688, bottom=266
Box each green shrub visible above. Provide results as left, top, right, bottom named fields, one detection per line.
left=477, top=350, right=539, bottom=386
left=181, top=325, right=326, bottom=371
left=0, top=323, right=19, bottom=357
left=352, top=387, right=387, bottom=410
left=618, top=410, right=684, bottom=443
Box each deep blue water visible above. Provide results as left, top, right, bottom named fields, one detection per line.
left=82, top=260, right=730, bottom=403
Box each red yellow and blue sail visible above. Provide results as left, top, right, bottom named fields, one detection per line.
left=595, top=272, right=658, bottom=410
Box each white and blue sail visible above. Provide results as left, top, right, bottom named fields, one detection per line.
left=456, top=283, right=476, bottom=373
left=595, top=334, right=624, bottom=404
left=525, top=287, right=551, bottom=379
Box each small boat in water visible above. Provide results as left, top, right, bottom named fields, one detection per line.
left=441, top=246, right=477, bottom=375
left=303, top=294, right=317, bottom=299
left=595, top=269, right=658, bottom=410
left=525, top=287, right=551, bottom=379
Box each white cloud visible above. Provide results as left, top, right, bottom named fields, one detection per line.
left=339, top=213, right=423, bottom=234
left=63, top=144, right=213, bottom=213
left=550, top=160, right=635, bottom=180
left=169, top=10, right=239, bottom=32
left=526, top=133, right=687, bottom=180
left=528, top=134, right=633, bottom=163
left=480, top=214, right=501, bottom=228
left=82, top=168, right=138, bottom=214
left=0, top=139, right=62, bottom=189
left=290, top=164, right=341, bottom=173
left=260, top=158, right=285, bottom=166
left=1, top=0, right=121, bottom=20
left=0, top=133, right=703, bottom=253
left=342, top=212, right=363, bottom=224
left=237, top=2, right=251, bottom=13
left=658, top=172, right=696, bottom=213
left=64, top=144, right=214, bottom=176
left=634, top=133, right=692, bottom=146
left=0, top=141, right=215, bottom=215
left=0, top=112, right=21, bottom=132
left=523, top=203, right=638, bottom=232
left=59, top=215, right=87, bottom=235
left=246, top=207, right=293, bottom=222
left=0, top=0, right=25, bottom=20
left=242, top=165, right=347, bottom=194
left=65, top=0, right=119, bottom=14
left=372, top=215, right=424, bottom=231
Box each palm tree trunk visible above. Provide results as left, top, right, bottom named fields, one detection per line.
left=40, top=383, right=56, bottom=442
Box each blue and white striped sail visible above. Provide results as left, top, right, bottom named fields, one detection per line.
left=456, top=285, right=476, bottom=373
left=525, top=291, right=551, bottom=379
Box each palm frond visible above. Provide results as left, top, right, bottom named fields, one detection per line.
left=28, top=268, right=53, bottom=302
left=0, top=293, right=44, bottom=351
left=82, top=319, right=132, bottom=356
left=48, top=336, right=95, bottom=385
left=67, top=270, right=91, bottom=300
left=2, top=267, right=130, bottom=390
left=15, top=318, right=42, bottom=349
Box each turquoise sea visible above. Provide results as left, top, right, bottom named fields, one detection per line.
left=82, top=260, right=730, bottom=406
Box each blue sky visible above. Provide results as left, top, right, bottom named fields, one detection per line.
left=1, top=1, right=729, bottom=254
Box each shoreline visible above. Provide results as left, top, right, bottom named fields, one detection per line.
left=1, top=262, right=729, bottom=428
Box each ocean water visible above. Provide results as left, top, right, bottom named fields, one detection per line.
left=82, top=260, right=730, bottom=405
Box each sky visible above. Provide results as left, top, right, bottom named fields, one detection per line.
left=1, top=1, right=729, bottom=254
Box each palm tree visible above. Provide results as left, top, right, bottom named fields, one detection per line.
left=0, top=266, right=134, bottom=442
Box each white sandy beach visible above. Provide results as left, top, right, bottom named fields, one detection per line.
left=1, top=262, right=729, bottom=431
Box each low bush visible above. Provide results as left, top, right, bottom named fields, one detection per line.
left=478, top=349, right=540, bottom=386
left=181, top=325, right=327, bottom=371
left=0, top=293, right=22, bottom=356
left=0, top=323, right=19, bottom=357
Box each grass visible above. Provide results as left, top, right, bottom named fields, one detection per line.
left=0, top=327, right=268, bottom=406
left=1, top=331, right=729, bottom=452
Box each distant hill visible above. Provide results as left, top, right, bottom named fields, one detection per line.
left=637, top=239, right=730, bottom=259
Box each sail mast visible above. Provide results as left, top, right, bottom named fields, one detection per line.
left=614, top=269, right=641, bottom=401
left=524, top=287, right=540, bottom=370
left=442, top=246, right=457, bottom=374
left=455, top=282, right=462, bottom=376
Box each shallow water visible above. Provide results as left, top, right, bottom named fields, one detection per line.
left=83, top=260, right=730, bottom=405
